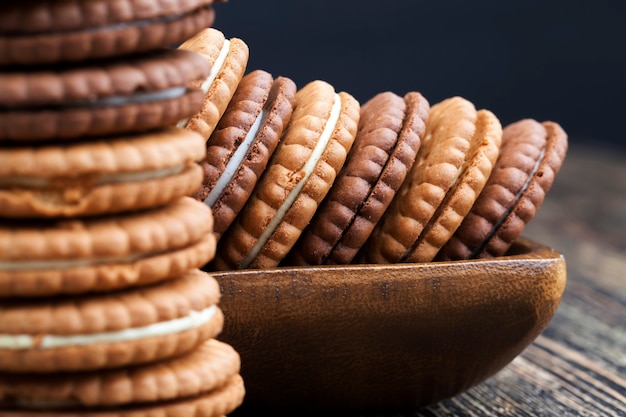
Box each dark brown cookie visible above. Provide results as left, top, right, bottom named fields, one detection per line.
left=193, top=69, right=296, bottom=240
left=287, top=91, right=429, bottom=265
left=436, top=119, right=568, bottom=260
left=0, top=0, right=217, bottom=66
left=0, top=49, right=210, bottom=142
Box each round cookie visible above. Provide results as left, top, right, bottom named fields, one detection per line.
left=177, top=28, right=250, bottom=141
left=0, top=269, right=224, bottom=373
left=0, top=339, right=244, bottom=416
left=0, top=197, right=217, bottom=297
left=213, top=80, right=360, bottom=270
left=0, top=127, right=205, bottom=218
left=0, top=49, right=211, bottom=142
left=365, top=96, right=503, bottom=263
left=193, top=69, right=297, bottom=240
left=0, top=0, right=218, bottom=66
left=436, top=119, right=568, bottom=260
left=287, top=91, right=429, bottom=265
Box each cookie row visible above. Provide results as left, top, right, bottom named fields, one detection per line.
left=176, top=28, right=568, bottom=269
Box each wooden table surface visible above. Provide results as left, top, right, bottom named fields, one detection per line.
left=233, top=140, right=626, bottom=417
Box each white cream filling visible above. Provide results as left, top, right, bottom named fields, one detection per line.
left=239, top=93, right=343, bottom=269
left=0, top=165, right=186, bottom=188
left=204, top=109, right=266, bottom=208
left=0, top=305, right=217, bottom=350
left=85, top=86, right=187, bottom=107
left=177, top=39, right=232, bottom=129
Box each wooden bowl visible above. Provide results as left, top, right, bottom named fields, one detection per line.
left=213, top=238, right=566, bottom=412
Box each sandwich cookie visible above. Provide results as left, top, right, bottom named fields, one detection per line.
left=213, top=80, right=360, bottom=270
left=0, top=269, right=224, bottom=373
left=0, top=127, right=205, bottom=218
left=0, top=0, right=218, bottom=66
left=288, top=91, right=430, bottom=265
left=0, top=49, right=211, bottom=142
left=0, top=197, right=217, bottom=297
left=177, top=28, right=250, bottom=141
left=193, top=70, right=297, bottom=240
left=366, top=96, right=502, bottom=263
left=0, top=339, right=245, bottom=416
left=436, top=119, right=568, bottom=260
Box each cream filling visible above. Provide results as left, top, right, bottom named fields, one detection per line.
left=83, top=86, right=187, bottom=107
left=0, top=250, right=153, bottom=272
left=177, top=39, right=232, bottom=129
left=239, top=93, right=343, bottom=269
left=204, top=109, right=266, bottom=208
left=0, top=305, right=217, bottom=350
left=0, top=165, right=186, bottom=188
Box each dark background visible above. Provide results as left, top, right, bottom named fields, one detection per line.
left=213, top=0, right=625, bottom=150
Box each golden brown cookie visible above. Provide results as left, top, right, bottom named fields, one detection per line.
left=0, top=0, right=218, bottom=66
left=365, top=96, right=502, bottom=263
left=0, top=269, right=223, bottom=373
left=287, top=91, right=429, bottom=265
left=0, top=339, right=244, bottom=416
left=193, top=70, right=296, bottom=240
left=436, top=119, right=568, bottom=260
left=0, top=197, right=216, bottom=297
left=0, top=49, right=210, bottom=142
left=213, top=80, right=360, bottom=269
left=0, top=128, right=205, bottom=218
left=178, top=28, right=250, bottom=141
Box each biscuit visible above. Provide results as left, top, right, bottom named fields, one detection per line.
left=366, top=96, right=502, bottom=263
left=0, top=49, right=211, bottom=142
left=437, top=119, right=568, bottom=260
left=0, top=0, right=218, bottom=66
left=0, top=197, right=216, bottom=297
left=0, top=339, right=244, bottom=416
left=177, top=28, right=250, bottom=141
left=0, top=269, right=223, bottom=373
left=288, top=91, right=429, bottom=265
left=213, top=80, right=360, bottom=269
left=193, top=70, right=297, bottom=240
left=0, top=128, right=205, bottom=218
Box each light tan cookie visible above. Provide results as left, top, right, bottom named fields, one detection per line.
left=0, top=339, right=244, bottom=417
left=436, top=119, right=568, bottom=260
left=0, top=269, right=223, bottom=373
left=365, top=96, right=502, bottom=263
left=213, top=80, right=360, bottom=269
left=0, top=197, right=216, bottom=297
left=0, top=127, right=205, bottom=218
left=178, top=28, right=249, bottom=141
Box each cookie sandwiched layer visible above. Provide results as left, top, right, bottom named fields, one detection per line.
left=437, top=118, right=568, bottom=260
left=288, top=91, right=429, bottom=265
left=0, top=49, right=210, bottom=142
left=193, top=70, right=297, bottom=240
left=0, top=339, right=244, bottom=416
left=0, top=197, right=216, bottom=297
left=0, top=128, right=205, bottom=218
left=0, top=269, right=223, bottom=373
left=214, top=80, right=360, bottom=270
left=177, top=28, right=250, bottom=141
left=366, top=96, right=503, bottom=263
left=0, top=0, right=219, bottom=66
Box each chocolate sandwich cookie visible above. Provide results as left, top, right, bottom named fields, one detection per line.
left=288, top=91, right=429, bottom=265
left=193, top=69, right=297, bottom=240
left=0, top=49, right=211, bottom=142
left=366, top=96, right=502, bottom=263
left=0, top=197, right=216, bottom=297
left=177, top=28, right=250, bottom=141
left=436, top=119, right=568, bottom=260
left=213, top=80, right=360, bottom=270
left=0, top=339, right=245, bottom=416
left=0, top=269, right=223, bottom=373
left=0, top=0, right=218, bottom=66
left=0, top=127, right=205, bottom=218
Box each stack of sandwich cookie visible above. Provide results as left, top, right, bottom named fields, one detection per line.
left=0, top=1, right=245, bottom=415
